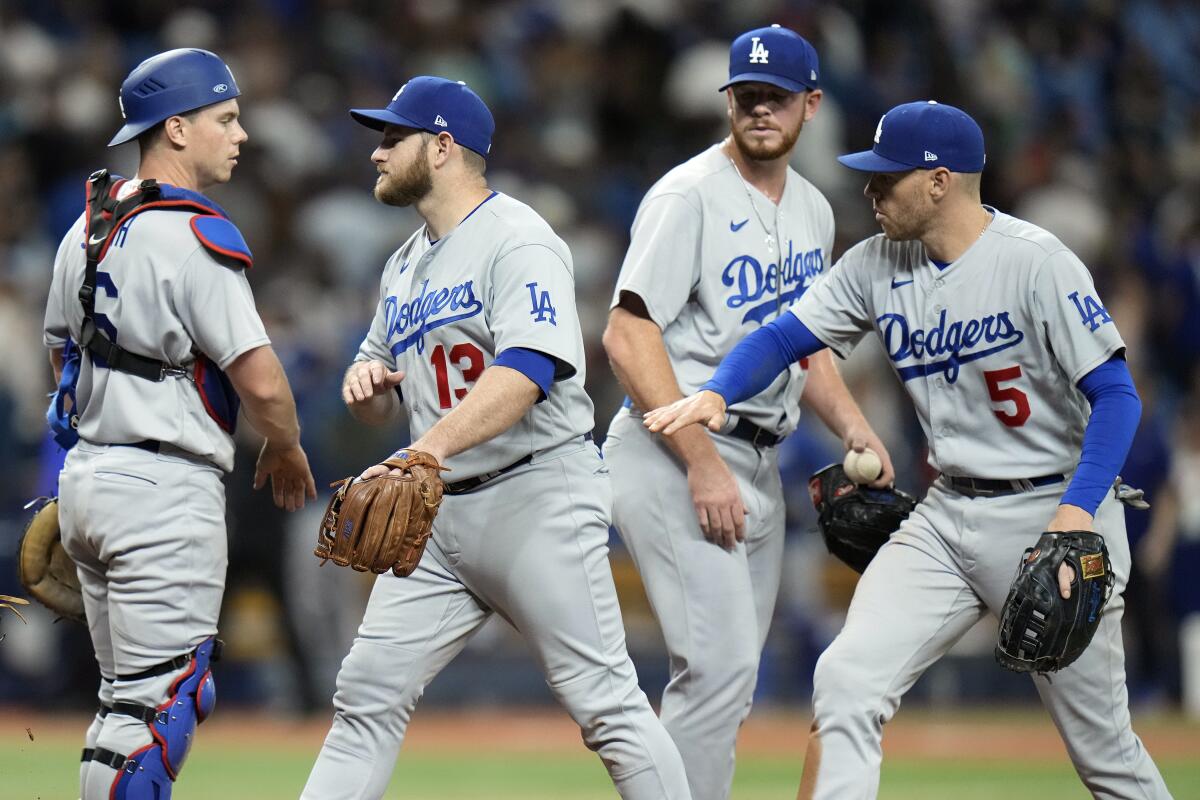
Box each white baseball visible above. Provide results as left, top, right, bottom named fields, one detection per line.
left=843, top=447, right=882, bottom=484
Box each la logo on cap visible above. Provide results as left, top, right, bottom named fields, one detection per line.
left=874, top=115, right=884, bottom=144
left=749, top=37, right=769, bottom=64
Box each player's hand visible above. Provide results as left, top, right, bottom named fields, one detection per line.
left=687, top=458, right=748, bottom=549
left=1046, top=503, right=1094, bottom=599
left=644, top=390, right=728, bottom=436
left=253, top=441, right=318, bottom=512
left=342, top=360, right=405, bottom=405
left=843, top=426, right=896, bottom=489
left=357, top=441, right=448, bottom=481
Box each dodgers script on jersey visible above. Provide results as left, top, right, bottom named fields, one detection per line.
left=43, top=182, right=269, bottom=472
left=613, top=145, right=833, bottom=436
left=357, top=192, right=594, bottom=479
left=792, top=208, right=1124, bottom=477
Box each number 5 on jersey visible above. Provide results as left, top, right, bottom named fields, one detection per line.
left=431, top=343, right=484, bottom=409
left=984, top=365, right=1031, bottom=427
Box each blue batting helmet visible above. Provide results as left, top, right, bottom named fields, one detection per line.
left=108, top=49, right=240, bottom=147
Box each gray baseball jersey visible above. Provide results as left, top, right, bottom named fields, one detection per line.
left=44, top=181, right=269, bottom=472
left=789, top=209, right=1170, bottom=799
left=612, top=144, right=833, bottom=436
left=792, top=208, right=1123, bottom=477
left=604, top=143, right=834, bottom=800
left=306, top=189, right=692, bottom=799
left=356, top=191, right=594, bottom=479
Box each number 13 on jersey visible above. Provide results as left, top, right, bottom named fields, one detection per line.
left=431, top=343, right=484, bottom=409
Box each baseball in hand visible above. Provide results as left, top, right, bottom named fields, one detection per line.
left=843, top=447, right=882, bottom=484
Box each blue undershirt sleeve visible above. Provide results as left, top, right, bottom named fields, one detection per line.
left=700, top=313, right=828, bottom=405
left=493, top=347, right=556, bottom=402
left=1059, top=355, right=1141, bottom=515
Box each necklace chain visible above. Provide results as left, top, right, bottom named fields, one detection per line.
left=727, top=154, right=779, bottom=254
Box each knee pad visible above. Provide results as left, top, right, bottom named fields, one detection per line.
left=105, top=637, right=220, bottom=782
left=152, top=636, right=218, bottom=778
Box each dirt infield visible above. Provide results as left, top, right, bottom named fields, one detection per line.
left=6, top=706, right=1197, bottom=761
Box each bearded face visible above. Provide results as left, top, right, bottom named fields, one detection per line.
left=372, top=128, right=434, bottom=207
left=727, top=83, right=810, bottom=162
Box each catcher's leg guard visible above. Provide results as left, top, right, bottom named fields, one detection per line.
left=150, top=636, right=219, bottom=777
left=105, top=637, right=220, bottom=785
left=97, top=743, right=174, bottom=800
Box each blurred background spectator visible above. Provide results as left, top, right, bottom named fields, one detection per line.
left=1, top=0, right=1198, bottom=716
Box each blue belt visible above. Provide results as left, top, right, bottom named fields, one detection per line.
left=944, top=473, right=1064, bottom=498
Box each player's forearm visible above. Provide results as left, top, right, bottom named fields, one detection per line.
left=1059, top=357, right=1141, bottom=515
left=225, top=345, right=302, bottom=447
left=800, top=350, right=871, bottom=441
left=603, top=308, right=723, bottom=467
left=410, top=365, right=539, bottom=462
left=48, top=347, right=63, bottom=385
left=603, top=307, right=687, bottom=411
left=702, top=313, right=825, bottom=406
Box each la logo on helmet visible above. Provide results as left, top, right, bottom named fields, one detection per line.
left=749, top=37, right=769, bottom=64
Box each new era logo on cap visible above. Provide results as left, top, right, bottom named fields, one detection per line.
left=350, top=76, right=495, bottom=158
left=838, top=100, right=986, bottom=173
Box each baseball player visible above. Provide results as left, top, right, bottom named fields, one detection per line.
left=646, top=101, right=1173, bottom=799
left=601, top=25, right=892, bottom=800
left=42, top=49, right=316, bottom=800
left=300, top=76, right=692, bottom=800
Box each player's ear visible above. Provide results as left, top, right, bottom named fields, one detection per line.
left=803, top=89, right=822, bottom=121
left=432, top=131, right=454, bottom=168
left=162, top=115, right=189, bottom=148
left=927, top=167, right=952, bottom=200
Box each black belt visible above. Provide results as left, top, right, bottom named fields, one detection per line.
left=111, top=439, right=163, bottom=453
left=726, top=418, right=785, bottom=448
left=944, top=473, right=1064, bottom=498
left=443, top=433, right=593, bottom=495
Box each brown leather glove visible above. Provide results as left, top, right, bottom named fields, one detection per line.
left=314, top=450, right=446, bottom=577
left=18, top=498, right=86, bottom=623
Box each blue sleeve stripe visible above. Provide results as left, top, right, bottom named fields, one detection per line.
left=1060, top=355, right=1141, bottom=514
left=494, top=347, right=556, bottom=401
left=701, top=313, right=827, bottom=405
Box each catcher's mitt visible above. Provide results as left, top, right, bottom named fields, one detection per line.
left=995, top=531, right=1113, bottom=674
left=314, top=450, right=446, bottom=577
left=18, top=498, right=85, bottom=623
left=808, top=463, right=917, bottom=573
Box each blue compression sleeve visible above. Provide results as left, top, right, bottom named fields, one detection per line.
left=1059, top=355, right=1141, bottom=515
left=493, top=347, right=556, bottom=401
left=701, top=313, right=827, bottom=405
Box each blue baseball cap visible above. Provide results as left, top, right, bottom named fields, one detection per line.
left=719, top=24, right=819, bottom=93
left=838, top=100, right=986, bottom=173
left=350, top=76, right=495, bottom=158
left=109, top=49, right=240, bottom=147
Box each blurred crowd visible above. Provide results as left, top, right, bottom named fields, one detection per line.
left=2, top=0, right=1200, bottom=715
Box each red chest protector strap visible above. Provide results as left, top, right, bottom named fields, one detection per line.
left=78, top=169, right=230, bottom=382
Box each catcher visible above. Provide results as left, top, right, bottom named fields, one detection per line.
left=38, top=50, right=315, bottom=800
